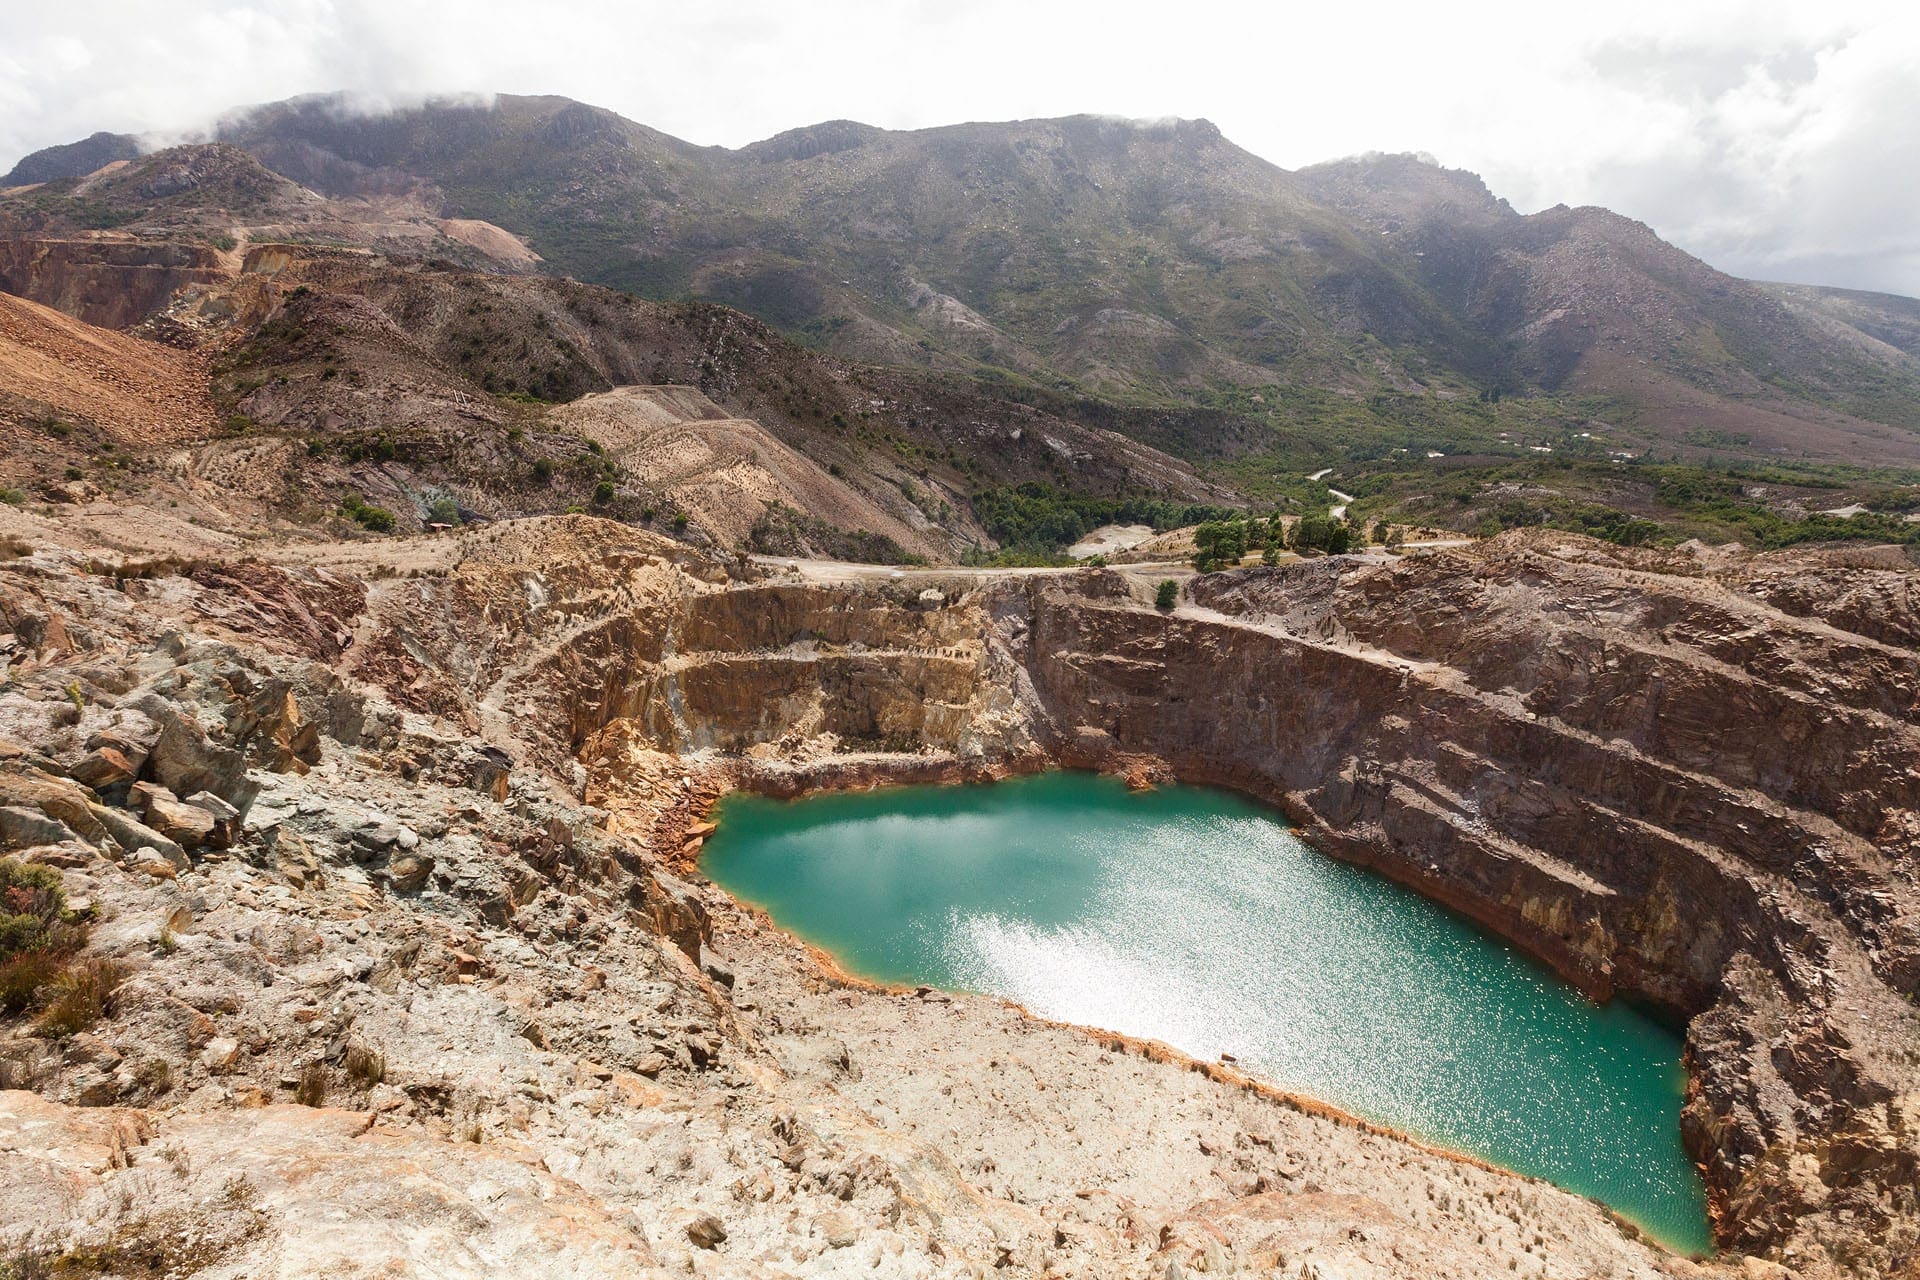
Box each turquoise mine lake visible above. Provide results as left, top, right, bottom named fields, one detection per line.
left=700, top=771, right=1711, bottom=1253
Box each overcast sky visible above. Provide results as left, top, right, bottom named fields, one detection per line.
left=2, top=0, right=1915, bottom=295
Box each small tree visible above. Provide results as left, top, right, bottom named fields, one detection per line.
left=1290, top=516, right=1353, bottom=556
left=341, top=494, right=396, bottom=533
left=1261, top=540, right=1280, bottom=566
left=1155, top=579, right=1178, bottom=611
left=1191, top=520, right=1249, bottom=572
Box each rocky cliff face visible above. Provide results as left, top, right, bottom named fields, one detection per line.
left=268, top=522, right=1920, bottom=1272
left=0, top=507, right=1913, bottom=1276
left=0, top=238, right=231, bottom=332
left=1012, top=538, right=1920, bottom=1273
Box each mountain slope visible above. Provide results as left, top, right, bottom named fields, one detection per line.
left=1762, top=281, right=1920, bottom=361
left=0, top=223, right=1224, bottom=557
left=171, top=93, right=1920, bottom=455
left=0, top=130, right=142, bottom=187
left=1297, top=155, right=1920, bottom=448
left=0, top=288, right=212, bottom=467
left=205, top=98, right=1500, bottom=398
left=11, top=94, right=1920, bottom=555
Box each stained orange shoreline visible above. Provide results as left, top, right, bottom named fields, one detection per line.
left=669, top=755, right=1712, bottom=1257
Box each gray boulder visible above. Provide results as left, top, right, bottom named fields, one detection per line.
left=128, top=697, right=259, bottom=817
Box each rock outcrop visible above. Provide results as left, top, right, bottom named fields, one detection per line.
left=0, top=239, right=230, bottom=332
left=1, top=512, right=1915, bottom=1276
left=1017, top=537, right=1920, bottom=1273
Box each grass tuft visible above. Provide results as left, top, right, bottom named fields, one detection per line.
left=293, top=1062, right=328, bottom=1107
left=343, top=1043, right=386, bottom=1086
left=34, top=957, right=128, bottom=1039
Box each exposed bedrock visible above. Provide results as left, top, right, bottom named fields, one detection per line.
left=999, top=544, right=1920, bottom=1273
left=0, top=238, right=232, bottom=331
left=111, top=518, right=1913, bottom=1273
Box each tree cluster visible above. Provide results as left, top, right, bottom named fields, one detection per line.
left=1190, top=511, right=1369, bottom=571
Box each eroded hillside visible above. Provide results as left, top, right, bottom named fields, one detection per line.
left=0, top=234, right=1225, bottom=560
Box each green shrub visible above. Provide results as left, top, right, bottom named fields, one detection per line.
left=0, top=860, right=65, bottom=960
left=1290, top=516, right=1354, bottom=555
left=340, top=494, right=396, bottom=533
left=426, top=496, right=461, bottom=526
left=1155, top=579, right=1179, bottom=611
left=974, top=482, right=1236, bottom=557
left=593, top=480, right=616, bottom=504
left=1191, top=520, right=1250, bottom=571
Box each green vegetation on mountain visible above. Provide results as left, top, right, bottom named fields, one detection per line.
left=8, top=91, right=1920, bottom=561
left=187, top=94, right=1920, bottom=460
left=971, top=483, right=1233, bottom=557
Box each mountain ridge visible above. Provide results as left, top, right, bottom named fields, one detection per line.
left=9, top=94, right=1917, bottom=421
left=181, top=93, right=1917, bottom=438
left=10, top=91, right=1920, bottom=547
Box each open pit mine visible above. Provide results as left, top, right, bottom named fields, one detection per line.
left=2, top=512, right=1916, bottom=1278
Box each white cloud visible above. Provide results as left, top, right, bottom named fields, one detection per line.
left=1, top=0, right=1915, bottom=294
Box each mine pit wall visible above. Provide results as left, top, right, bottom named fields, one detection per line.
left=528, top=582, right=1015, bottom=764
left=582, top=573, right=1811, bottom=1016
left=506, top=564, right=1908, bottom=1262
left=553, top=572, right=1871, bottom=999
left=1010, top=588, right=1737, bottom=1012
left=611, top=584, right=1017, bottom=759
left=675, top=583, right=983, bottom=654
left=658, top=654, right=985, bottom=754
left=980, top=577, right=1918, bottom=1258
left=0, top=238, right=231, bottom=329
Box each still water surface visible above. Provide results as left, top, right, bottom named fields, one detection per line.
left=701, top=771, right=1711, bottom=1253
